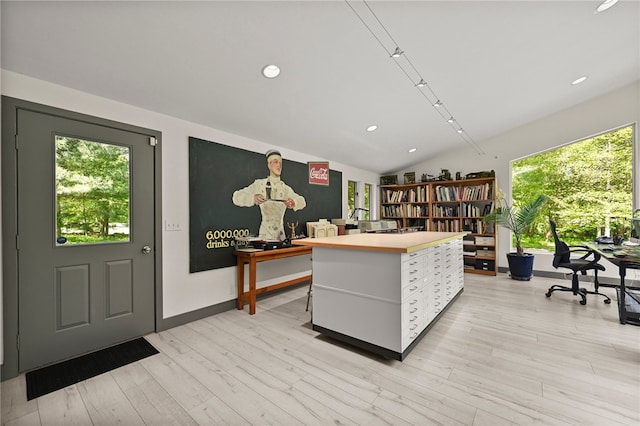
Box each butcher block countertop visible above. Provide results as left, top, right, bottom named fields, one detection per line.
left=294, top=231, right=467, bottom=254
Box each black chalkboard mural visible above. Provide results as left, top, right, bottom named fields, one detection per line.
left=189, top=137, right=342, bottom=272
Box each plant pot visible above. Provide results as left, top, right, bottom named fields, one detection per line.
left=506, top=252, right=534, bottom=281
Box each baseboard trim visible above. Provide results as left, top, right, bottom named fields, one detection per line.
left=497, top=266, right=619, bottom=286
left=157, top=281, right=310, bottom=331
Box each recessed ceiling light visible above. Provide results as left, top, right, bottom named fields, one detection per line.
left=408, top=148, right=417, bottom=153
left=433, top=100, right=443, bottom=107
left=595, top=0, right=619, bottom=13
left=262, top=64, right=281, bottom=79
left=366, top=125, right=378, bottom=132
left=457, top=128, right=464, bottom=134
left=571, top=76, right=588, bottom=85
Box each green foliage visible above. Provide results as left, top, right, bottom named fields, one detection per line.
left=512, top=126, right=633, bottom=246
left=348, top=180, right=355, bottom=217
left=484, top=194, right=548, bottom=256
left=56, top=137, right=130, bottom=240
left=363, top=183, right=371, bottom=220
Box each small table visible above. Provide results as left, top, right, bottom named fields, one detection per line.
left=234, top=245, right=312, bottom=315
left=587, top=243, right=640, bottom=325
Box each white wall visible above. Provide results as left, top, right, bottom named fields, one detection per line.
left=1, top=70, right=380, bottom=320
left=395, top=81, right=640, bottom=280
left=3, top=70, right=639, bottom=324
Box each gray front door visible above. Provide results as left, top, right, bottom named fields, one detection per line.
left=17, top=108, right=156, bottom=372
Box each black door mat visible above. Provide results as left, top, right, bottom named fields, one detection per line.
left=25, top=337, right=159, bottom=400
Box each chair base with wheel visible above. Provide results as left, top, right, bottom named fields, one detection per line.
left=546, top=219, right=611, bottom=305
left=545, top=265, right=611, bottom=305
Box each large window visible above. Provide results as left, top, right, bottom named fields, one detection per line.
left=512, top=125, right=634, bottom=249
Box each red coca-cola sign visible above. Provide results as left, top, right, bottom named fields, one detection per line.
left=308, top=161, right=329, bottom=185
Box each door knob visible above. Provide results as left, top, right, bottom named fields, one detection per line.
left=142, top=245, right=152, bottom=254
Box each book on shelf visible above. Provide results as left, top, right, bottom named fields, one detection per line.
left=461, top=182, right=493, bottom=201
left=433, top=185, right=459, bottom=202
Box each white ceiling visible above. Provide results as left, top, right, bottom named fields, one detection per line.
left=2, top=1, right=639, bottom=174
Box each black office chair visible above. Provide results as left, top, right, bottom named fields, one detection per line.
left=546, top=220, right=611, bottom=305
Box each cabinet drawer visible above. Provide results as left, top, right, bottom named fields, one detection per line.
left=402, top=304, right=425, bottom=350
left=402, top=269, right=425, bottom=287
left=403, top=256, right=425, bottom=273
left=402, top=321, right=423, bottom=349
left=402, top=279, right=423, bottom=299
left=402, top=257, right=426, bottom=285
left=403, top=295, right=423, bottom=318
left=475, top=259, right=495, bottom=271
left=475, top=236, right=495, bottom=245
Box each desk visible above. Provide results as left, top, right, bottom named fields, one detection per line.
left=588, top=243, right=640, bottom=325
left=234, top=245, right=312, bottom=315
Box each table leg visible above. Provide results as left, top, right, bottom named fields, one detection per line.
left=619, top=264, right=627, bottom=324
left=237, top=257, right=245, bottom=310
left=249, top=258, right=257, bottom=315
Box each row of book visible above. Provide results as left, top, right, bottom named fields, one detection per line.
left=462, top=219, right=495, bottom=234
left=381, top=187, right=428, bottom=203
left=432, top=183, right=494, bottom=202
left=432, top=205, right=459, bottom=217
left=383, top=205, right=428, bottom=217
left=460, top=183, right=493, bottom=201
left=377, top=215, right=496, bottom=234
left=432, top=219, right=461, bottom=232
left=383, top=184, right=493, bottom=204
left=405, top=204, right=427, bottom=217
left=432, top=185, right=459, bottom=202
left=381, top=205, right=403, bottom=217
left=461, top=202, right=493, bottom=217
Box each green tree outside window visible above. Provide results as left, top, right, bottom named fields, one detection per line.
left=512, top=126, right=633, bottom=250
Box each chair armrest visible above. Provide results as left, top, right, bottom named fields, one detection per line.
left=566, top=245, right=602, bottom=262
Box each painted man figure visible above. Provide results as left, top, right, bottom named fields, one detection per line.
left=232, top=149, right=306, bottom=240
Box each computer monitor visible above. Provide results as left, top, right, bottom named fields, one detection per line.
left=630, top=217, right=640, bottom=244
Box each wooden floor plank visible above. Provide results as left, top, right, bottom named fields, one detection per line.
left=2, top=273, right=639, bottom=426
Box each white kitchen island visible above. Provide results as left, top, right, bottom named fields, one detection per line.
left=295, top=231, right=466, bottom=360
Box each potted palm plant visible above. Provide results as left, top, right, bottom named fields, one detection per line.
left=483, top=193, right=548, bottom=280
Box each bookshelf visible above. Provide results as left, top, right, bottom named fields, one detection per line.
left=380, top=183, right=430, bottom=231
left=380, top=177, right=497, bottom=275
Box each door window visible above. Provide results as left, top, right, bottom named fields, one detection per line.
left=55, top=136, right=131, bottom=245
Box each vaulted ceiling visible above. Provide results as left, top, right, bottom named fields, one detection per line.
left=2, top=1, right=639, bottom=174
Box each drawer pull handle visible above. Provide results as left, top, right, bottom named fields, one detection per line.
left=409, top=285, right=418, bottom=291
left=410, top=332, right=418, bottom=339
left=410, top=315, right=418, bottom=322
left=410, top=299, right=418, bottom=305
left=410, top=307, right=418, bottom=314
left=410, top=324, right=418, bottom=330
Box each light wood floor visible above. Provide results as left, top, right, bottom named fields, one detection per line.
left=2, top=273, right=639, bottom=426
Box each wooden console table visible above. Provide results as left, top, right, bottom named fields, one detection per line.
left=234, top=245, right=312, bottom=315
